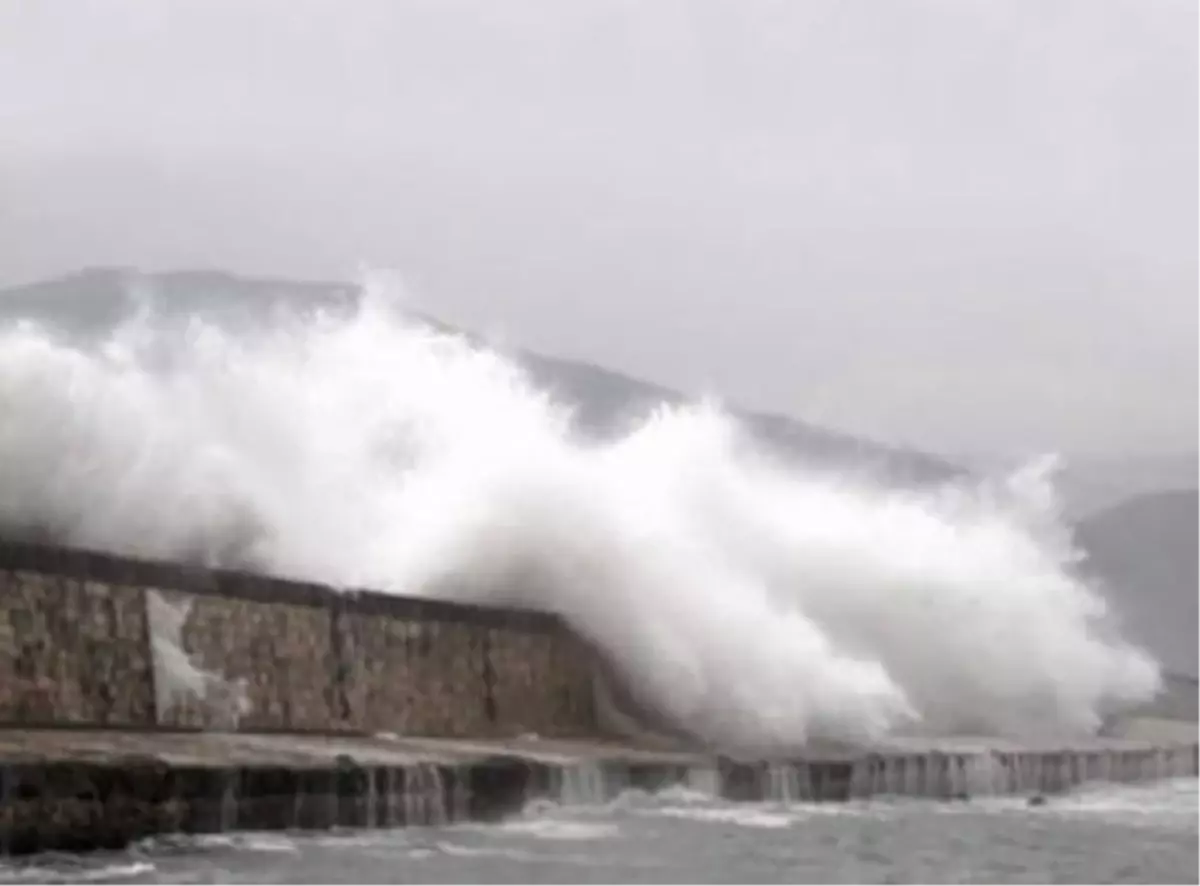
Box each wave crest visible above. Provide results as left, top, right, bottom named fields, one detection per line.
left=0, top=275, right=1161, bottom=747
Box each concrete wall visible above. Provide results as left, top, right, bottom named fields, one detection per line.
left=0, top=541, right=598, bottom=738
left=0, top=558, right=155, bottom=726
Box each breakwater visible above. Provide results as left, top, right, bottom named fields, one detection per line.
left=0, top=540, right=1195, bottom=856
left=2, top=729, right=1196, bottom=855
left=0, top=541, right=597, bottom=737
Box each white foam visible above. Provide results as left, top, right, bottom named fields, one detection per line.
left=650, top=805, right=795, bottom=828
left=653, top=784, right=718, bottom=805
left=496, top=819, right=620, bottom=841
left=0, top=861, right=156, bottom=884
left=144, top=590, right=250, bottom=728
left=141, top=831, right=299, bottom=853
left=1034, top=778, right=1199, bottom=824
left=231, top=834, right=299, bottom=854
left=0, top=273, right=1161, bottom=748
left=431, top=839, right=612, bottom=870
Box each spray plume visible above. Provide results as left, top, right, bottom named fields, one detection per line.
left=0, top=275, right=1160, bottom=747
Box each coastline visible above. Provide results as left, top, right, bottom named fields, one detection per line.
left=1, top=727, right=1195, bottom=855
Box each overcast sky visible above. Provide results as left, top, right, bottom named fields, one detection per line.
left=1, top=0, right=1195, bottom=458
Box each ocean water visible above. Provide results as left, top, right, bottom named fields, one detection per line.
left=3, top=779, right=1195, bottom=885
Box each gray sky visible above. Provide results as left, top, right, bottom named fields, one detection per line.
left=1, top=0, right=1195, bottom=458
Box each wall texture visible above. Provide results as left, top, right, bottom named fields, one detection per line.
left=0, top=556, right=156, bottom=726
left=0, top=542, right=598, bottom=738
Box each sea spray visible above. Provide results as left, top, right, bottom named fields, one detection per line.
left=0, top=275, right=1161, bottom=747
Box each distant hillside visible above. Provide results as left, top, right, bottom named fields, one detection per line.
left=1057, top=454, right=1199, bottom=518
left=0, top=268, right=959, bottom=485
left=1075, top=489, right=1199, bottom=677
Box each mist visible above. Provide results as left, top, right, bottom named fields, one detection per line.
left=0, top=277, right=1162, bottom=747
left=1, top=0, right=1195, bottom=457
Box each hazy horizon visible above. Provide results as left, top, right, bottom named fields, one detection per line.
left=2, top=0, right=1196, bottom=459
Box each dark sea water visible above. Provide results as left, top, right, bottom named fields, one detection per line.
left=2, top=779, right=1196, bottom=885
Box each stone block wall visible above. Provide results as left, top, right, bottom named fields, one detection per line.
left=338, top=599, right=595, bottom=738
left=148, top=586, right=338, bottom=732
left=0, top=546, right=156, bottom=726
left=0, top=541, right=599, bottom=739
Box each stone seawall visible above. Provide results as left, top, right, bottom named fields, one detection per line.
left=1, top=541, right=1197, bottom=857
left=0, top=542, right=597, bottom=739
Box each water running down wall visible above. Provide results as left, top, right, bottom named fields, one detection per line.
left=1, top=726, right=1196, bottom=856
